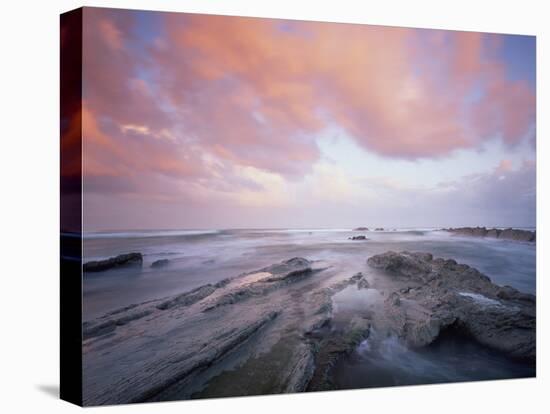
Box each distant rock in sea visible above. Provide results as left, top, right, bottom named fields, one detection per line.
left=374, top=227, right=384, bottom=231
left=83, top=252, right=143, bottom=272
left=348, top=235, right=368, bottom=241
left=444, top=227, right=535, bottom=242
left=151, top=259, right=170, bottom=268
left=353, top=227, right=369, bottom=231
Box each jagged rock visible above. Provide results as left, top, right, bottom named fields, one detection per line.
left=497, top=285, right=536, bottom=303
left=83, top=309, right=153, bottom=340
left=499, top=228, right=535, bottom=242
left=357, top=278, right=370, bottom=289
left=261, top=257, right=313, bottom=281
left=386, top=291, right=401, bottom=306
left=83, top=252, right=143, bottom=272
left=349, top=235, right=368, bottom=240
left=156, top=284, right=218, bottom=311
left=367, top=251, right=432, bottom=278
left=307, top=316, right=370, bottom=391
left=367, top=251, right=535, bottom=360
left=487, top=228, right=501, bottom=238
left=82, top=257, right=361, bottom=405
left=151, top=259, right=170, bottom=268
left=444, top=227, right=535, bottom=242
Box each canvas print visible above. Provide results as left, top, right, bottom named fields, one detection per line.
left=60, top=6, right=536, bottom=406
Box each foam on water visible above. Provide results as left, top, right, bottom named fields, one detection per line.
left=459, top=292, right=502, bottom=306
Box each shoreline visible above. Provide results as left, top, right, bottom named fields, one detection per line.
left=82, top=249, right=535, bottom=405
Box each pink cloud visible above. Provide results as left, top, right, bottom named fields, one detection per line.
left=152, top=14, right=534, bottom=161
left=81, top=9, right=535, bottom=197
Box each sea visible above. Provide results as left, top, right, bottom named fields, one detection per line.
left=82, top=227, right=536, bottom=388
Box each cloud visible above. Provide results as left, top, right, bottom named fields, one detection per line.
left=152, top=14, right=534, bottom=161
left=82, top=9, right=535, bottom=177
left=421, top=160, right=536, bottom=226
left=78, top=9, right=535, bottom=230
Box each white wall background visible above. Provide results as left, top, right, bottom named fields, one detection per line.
left=0, top=0, right=547, bottom=412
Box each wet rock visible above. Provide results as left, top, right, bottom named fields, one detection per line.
left=261, top=257, right=313, bottom=281
left=283, top=343, right=316, bottom=393
left=349, top=235, right=368, bottom=240
left=307, top=316, right=370, bottom=391
left=386, top=291, right=401, bottom=306
left=156, top=284, right=218, bottom=311
left=374, top=227, right=385, bottom=231
left=487, top=228, right=501, bottom=238
left=202, top=258, right=314, bottom=312
left=357, top=278, right=370, bottom=289
left=499, top=228, right=535, bottom=242
left=444, top=227, right=535, bottom=242
left=353, top=227, right=369, bottom=231
left=151, top=259, right=170, bottom=268
left=367, top=251, right=432, bottom=279
left=82, top=257, right=366, bottom=404
left=497, top=285, right=536, bottom=303
left=367, top=251, right=536, bottom=361
left=83, top=309, right=153, bottom=340
left=87, top=310, right=280, bottom=405
left=83, top=252, right=143, bottom=272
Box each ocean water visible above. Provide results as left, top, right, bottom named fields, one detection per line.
left=82, top=228, right=536, bottom=390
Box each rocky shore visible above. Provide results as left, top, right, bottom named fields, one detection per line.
left=366, top=251, right=535, bottom=360
left=444, top=227, right=535, bottom=242
left=83, top=252, right=143, bottom=272
left=82, top=252, right=535, bottom=405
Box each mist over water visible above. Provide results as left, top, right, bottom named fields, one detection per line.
left=333, top=327, right=534, bottom=388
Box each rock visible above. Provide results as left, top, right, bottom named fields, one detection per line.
left=82, top=257, right=365, bottom=405
left=499, top=228, right=535, bottom=242
left=83, top=309, right=153, bottom=340
left=156, top=284, right=218, bottom=311
left=83, top=252, right=143, bottom=272
left=151, top=259, right=170, bottom=268
left=350, top=272, right=363, bottom=281
left=358, top=279, right=370, bottom=289
left=201, top=259, right=314, bottom=312
left=386, top=291, right=401, bottom=306
left=444, top=227, right=535, bottom=242
left=282, top=343, right=316, bottom=393
left=353, top=227, right=369, bottom=231
left=307, top=316, right=371, bottom=391
left=374, top=227, right=384, bottom=231
left=348, top=235, right=368, bottom=240
left=367, top=251, right=432, bottom=278
left=367, top=251, right=535, bottom=361
left=497, top=285, right=536, bottom=303
left=260, top=257, right=313, bottom=281
left=487, top=228, right=501, bottom=238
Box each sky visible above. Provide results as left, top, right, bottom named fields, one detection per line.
left=79, top=7, right=536, bottom=231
